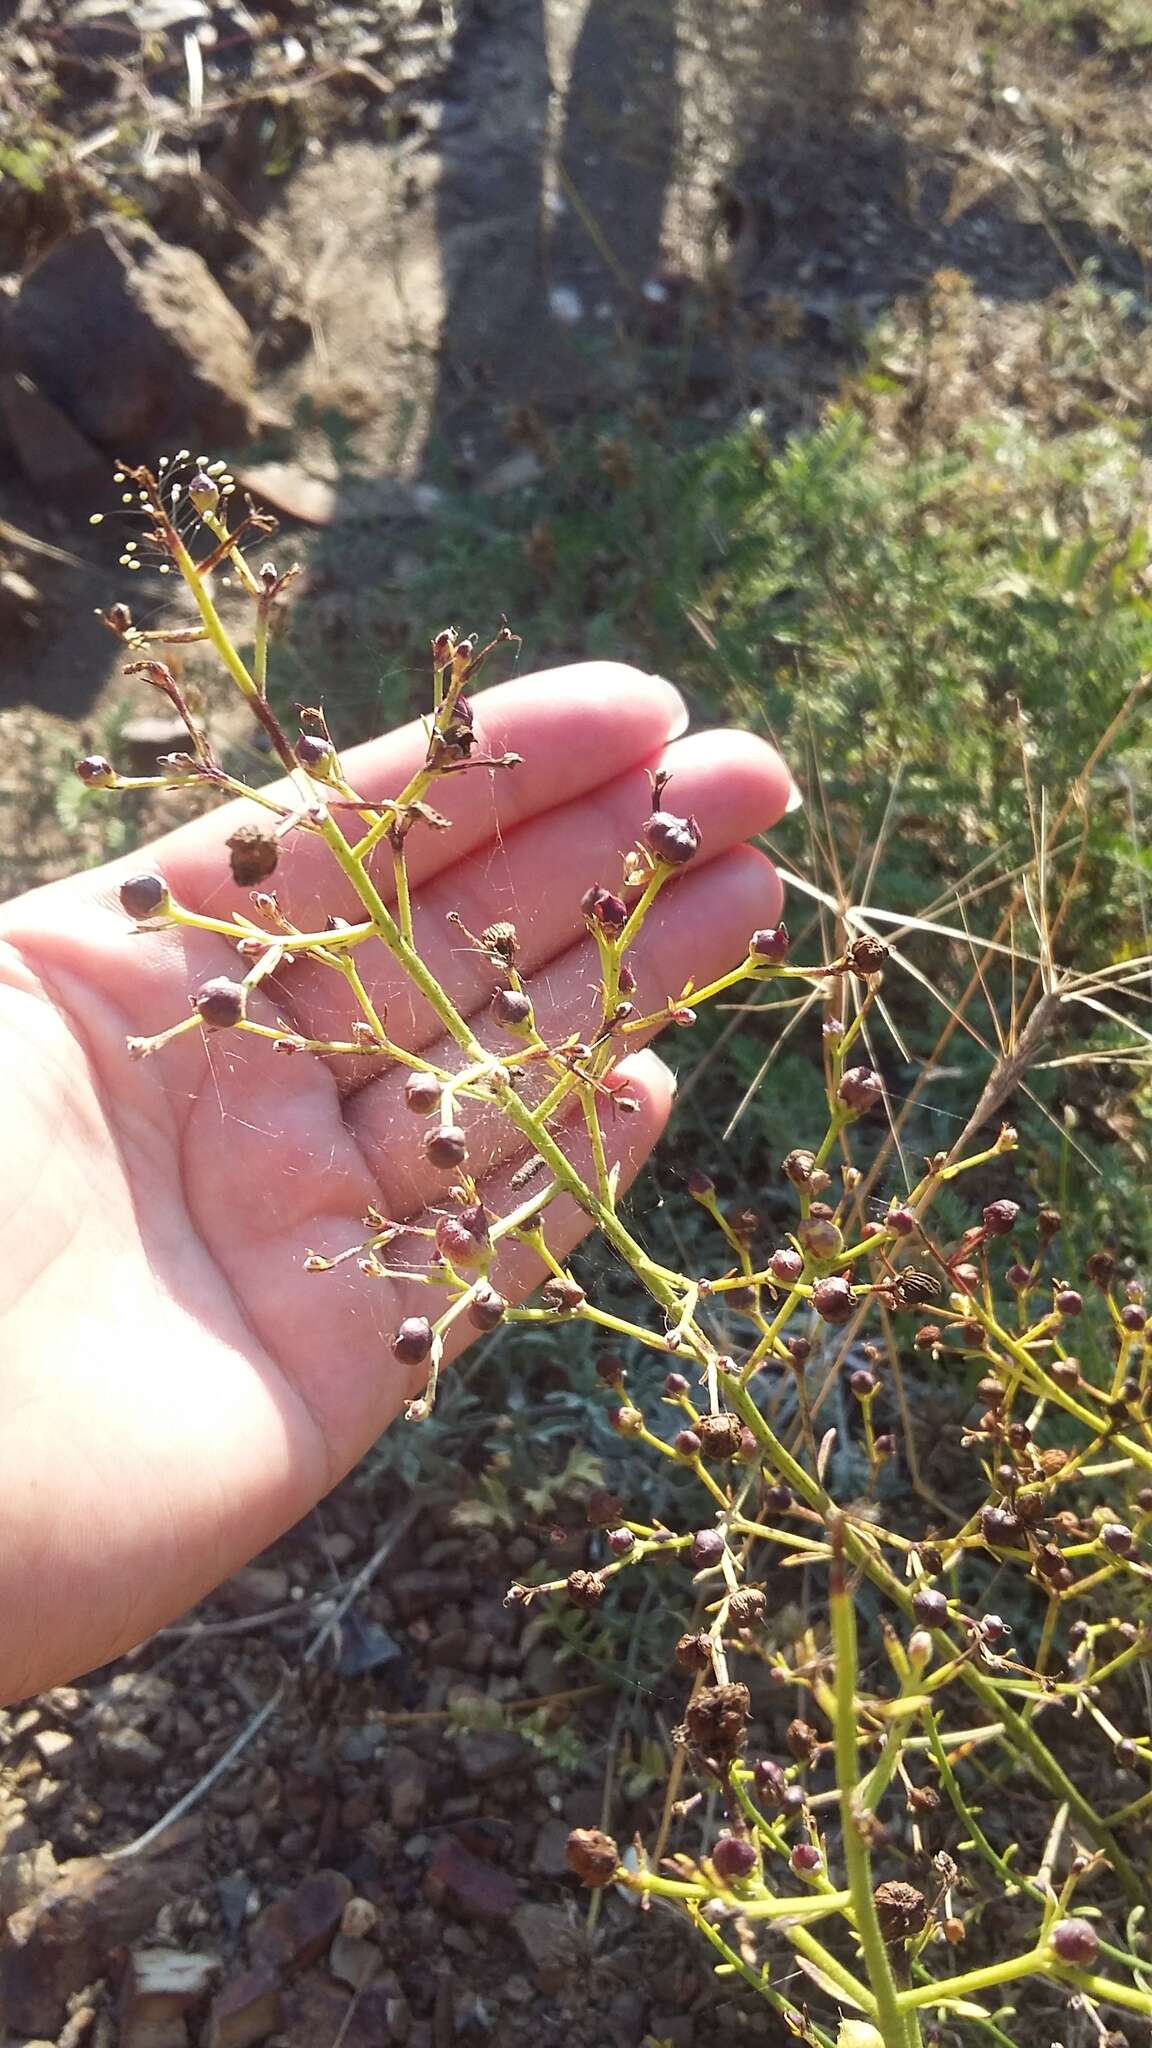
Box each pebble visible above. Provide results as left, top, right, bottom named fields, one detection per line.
left=202, top=1966, right=283, bottom=2048
left=97, top=1727, right=165, bottom=1781
left=423, top=1838, right=519, bottom=1925
left=250, top=1869, right=353, bottom=1974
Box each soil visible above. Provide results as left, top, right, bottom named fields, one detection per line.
left=2, top=3, right=1152, bottom=2043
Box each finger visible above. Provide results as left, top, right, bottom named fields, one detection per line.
left=271, top=727, right=791, bottom=1058
left=148, top=662, right=694, bottom=916
left=347, top=843, right=779, bottom=1217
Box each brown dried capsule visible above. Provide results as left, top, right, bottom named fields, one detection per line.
left=1101, top=1523, right=1134, bottom=1555
left=981, top=1504, right=1024, bottom=1550
left=642, top=809, right=701, bottom=867
left=1050, top=1357, right=1081, bottom=1389
left=727, top=1587, right=767, bottom=1627
left=119, top=873, right=170, bottom=920
left=844, top=933, right=888, bottom=976
left=424, top=1125, right=468, bottom=1170
left=696, top=1413, right=744, bottom=1462
left=786, top=1718, right=818, bottom=1765
left=226, top=823, right=279, bottom=887
left=711, top=1833, right=758, bottom=1882
left=914, top=1325, right=941, bottom=1351
left=675, top=1632, right=714, bottom=1672
left=1036, top=1205, right=1062, bottom=1243
left=838, top=1065, right=884, bottom=1113
left=391, top=1317, right=433, bottom=1366
left=873, top=1880, right=928, bottom=1944
left=435, top=1208, right=490, bottom=1268
left=976, top=1375, right=1004, bottom=1406
left=1121, top=1304, right=1148, bottom=1332
left=542, top=1275, right=586, bottom=1313
left=812, top=1276, right=855, bottom=1325
left=1049, top=1918, right=1100, bottom=1968
left=195, top=977, right=247, bottom=1029
left=1055, top=1287, right=1083, bottom=1318
left=565, top=1827, right=619, bottom=1887
left=1086, top=1250, right=1116, bottom=1289
left=1006, top=1263, right=1033, bottom=1289
left=566, top=1569, right=605, bottom=1608
left=683, top=1683, right=751, bottom=1770
left=749, top=923, right=790, bottom=963
left=781, top=1148, right=817, bottom=1187
left=982, top=1200, right=1020, bottom=1237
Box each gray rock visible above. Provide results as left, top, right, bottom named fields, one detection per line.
left=5, top=216, right=258, bottom=454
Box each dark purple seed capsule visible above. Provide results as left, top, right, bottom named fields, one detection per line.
left=1050, top=1918, right=1099, bottom=1967
left=642, top=809, right=701, bottom=867
left=391, top=1317, right=433, bottom=1366
left=404, top=1071, right=443, bottom=1115
left=425, top=1125, right=468, bottom=1170
left=749, top=924, right=790, bottom=963
left=711, top=1834, right=757, bottom=1882
left=119, top=873, right=169, bottom=920
left=195, top=977, right=247, bottom=1029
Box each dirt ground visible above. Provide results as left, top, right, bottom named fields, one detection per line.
left=2, top=3, right=1152, bottom=2045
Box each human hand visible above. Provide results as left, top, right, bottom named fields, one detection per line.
left=0, top=662, right=791, bottom=1698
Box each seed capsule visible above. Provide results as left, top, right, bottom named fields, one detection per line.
left=391, top=1317, right=433, bottom=1366
left=424, top=1125, right=468, bottom=1170
left=642, top=809, right=701, bottom=866
left=1050, top=1918, right=1099, bottom=1968
left=711, top=1834, right=757, bottom=1882
left=119, top=873, right=170, bottom=920
left=195, top=977, right=247, bottom=1029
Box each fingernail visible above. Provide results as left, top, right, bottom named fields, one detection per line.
left=785, top=777, right=805, bottom=814
left=652, top=675, right=689, bottom=739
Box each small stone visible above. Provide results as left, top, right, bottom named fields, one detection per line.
left=2, top=1851, right=189, bottom=2037
left=424, top=1839, right=519, bottom=1925
left=214, top=1873, right=253, bottom=1933
left=510, top=1903, right=584, bottom=1991
left=340, top=1725, right=386, bottom=1767
left=529, top=1818, right=572, bottom=1879
left=336, top=1617, right=404, bottom=1680
left=328, top=1931, right=380, bottom=1991
left=219, top=1566, right=290, bottom=1616
left=203, top=1967, right=283, bottom=2048
left=32, top=1728, right=76, bottom=1770
left=455, top=1730, right=528, bottom=1785
left=0, top=1841, right=59, bottom=1917
left=384, top=1748, right=429, bottom=1830
left=318, top=1530, right=356, bottom=1565
left=250, top=1870, right=353, bottom=1975
left=120, top=1947, right=220, bottom=2048
left=97, top=1727, right=165, bottom=1781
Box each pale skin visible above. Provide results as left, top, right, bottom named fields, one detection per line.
left=0, top=661, right=793, bottom=1702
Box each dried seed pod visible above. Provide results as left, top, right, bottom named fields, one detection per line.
left=812, top=1276, right=855, bottom=1325
left=790, top=1843, right=821, bottom=1874
left=226, top=823, right=279, bottom=887
left=873, top=1880, right=928, bottom=1944
left=675, top=1631, right=714, bottom=1672
left=727, top=1587, right=767, bottom=1628
left=663, top=1371, right=690, bottom=1397
left=786, top=1718, right=818, bottom=1765
left=886, top=1204, right=916, bottom=1236
left=844, top=932, right=889, bottom=976
left=683, top=1682, right=751, bottom=1771
left=696, top=1412, right=744, bottom=1462
left=296, top=732, right=332, bottom=769
left=606, top=1527, right=634, bottom=1556
left=566, top=1569, right=604, bottom=1608
left=541, top=1275, right=586, bottom=1313
left=982, top=1200, right=1020, bottom=1237
left=781, top=1148, right=817, bottom=1187
left=838, top=1066, right=883, bottom=1113
left=1055, top=1287, right=1083, bottom=1318
left=981, top=1504, right=1024, bottom=1550
left=435, top=1208, right=490, bottom=1268
left=565, top=1827, right=619, bottom=1887
left=642, top=809, right=701, bottom=866
left=797, top=1215, right=843, bottom=1260
left=1086, top=1250, right=1115, bottom=1289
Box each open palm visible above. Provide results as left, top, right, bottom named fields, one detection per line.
left=0, top=663, right=790, bottom=1698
